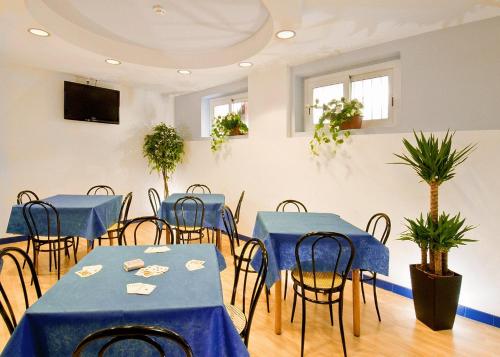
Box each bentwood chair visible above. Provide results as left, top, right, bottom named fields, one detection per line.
left=173, top=196, right=205, bottom=244
left=225, top=239, right=268, bottom=347
left=72, top=325, right=194, bottom=357
left=361, top=213, right=391, bottom=321
left=86, top=185, right=115, bottom=195
left=0, top=247, right=42, bottom=335
left=16, top=190, right=40, bottom=267
left=22, top=201, right=78, bottom=280
left=221, top=206, right=270, bottom=313
left=290, top=232, right=355, bottom=357
left=97, top=192, right=132, bottom=246
left=186, top=184, right=211, bottom=194
left=276, top=199, right=308, bottom=300
left=234, top=191, right=245, bottom=224
left=148, top=187, right=162, bottom=217
left=119, top=216, right=174, bottom=246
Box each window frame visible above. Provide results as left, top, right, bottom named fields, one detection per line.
left=205, top=92, right=248, bottom=137
left=302, top=60, right=399, bottom=132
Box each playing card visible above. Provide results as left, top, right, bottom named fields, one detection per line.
left=135, top=265, right=169, bottom=278
left=75, top=265, right=102, bottom=277
left=144, top=246, right=171, bottom=254
left=127, top=283, right=156, bottom=295
left=185, top=260, right=206, bottom=271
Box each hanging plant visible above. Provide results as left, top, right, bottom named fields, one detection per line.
left=309, top=97, right=363, bottom=155
left=210, top=112, right=248, bottom=152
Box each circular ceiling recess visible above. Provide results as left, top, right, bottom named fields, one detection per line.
left=26, top=0, right=275, bottom=69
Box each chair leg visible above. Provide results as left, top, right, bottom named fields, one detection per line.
left=22, top=239, right=31, bottom=269
left=300, top=295, right=307, bottom=357
left=72, top=238, right=78, bottom=264
left=373, top=274, right=381, bottom=322
left=361, top=277, right=366, bottom=304
left=283, top=271, right=288, bottom=300
left=328, top=292, right=334, bottom=326
left=338, top=299, right=347, bottom=357
left=265, top=287, right=270, bottom=313
left=291, top=288, right=298, bottom=322
left=48, top=243, right=53, bottom=272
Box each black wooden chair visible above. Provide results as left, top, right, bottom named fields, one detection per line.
left=148, top=188, right=162, bottom=217
left=72, top=325, right=193, bottom=357
left=276, top=199, right=308, bottom=300
left=361, top=213, right=391, bottom=322
left=234, top=191, right=245, bottom=224
left=119, top=216, right=174, bottom=246
left=225, top=239, right=268, bottom=347
left=290, top=232, right=355, bottom=357
left=96, top=192, right=132, bottom=246
left=86, top=185, right=115, bottom=195
left=16, top=190, right=39, bottom=267
left=173, top=196, right=205, bottom=244
left=186, top=184, right=211, bottom=194
left=221, top=206, right=270, bottom=313
left=0, top=247, right=42, bottom=335
left=22, top=201, right=78, bottom=280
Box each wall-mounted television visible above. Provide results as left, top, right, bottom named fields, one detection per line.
left=64, top=81, right=120, bottom=124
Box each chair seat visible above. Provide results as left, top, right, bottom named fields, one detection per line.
left=291, top=269, right=343, bottom=290
left=225, top=303, right=247, bottom=335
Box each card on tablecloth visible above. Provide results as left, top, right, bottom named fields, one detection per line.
left=75, top=265, right=102, bottom=278
left=185, top=260, right=205, bottom=271
left=126, top=283, right=156, bottom=295
left=135, top=265, right=169, bottom=278
left=144, top=246, right=170, bottom=254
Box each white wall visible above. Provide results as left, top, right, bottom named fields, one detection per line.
left=0, top=63, right=173, bottom=231
left=171, top=18, right=500, bottom=315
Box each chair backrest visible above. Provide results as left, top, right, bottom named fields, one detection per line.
left=117, top=192, right=133, bottom=231
left=276, top=200, right=308, bottom=212
left=230, top=239, right=268, bottom=346
left=87, top=185, right=115, bottom=195
left=234, top=191, right=245, bottom=224
left=119, top=216, right=174, bottom=246
left=173, top=196, right=205, bottom=233
left=148, top=188, right=162, bottom=217
left=22, top=200, right=61, bottom=242
left=0, top=247, right=42, bottom=335
left=366, top=213, right=391, bottom=245
left=295, top=232, right=355, bottom=293
left=72, top=325, right=194, bottom=357
left=220, top=206, right=240, bottom=264
left=185, top=184, right=211, bottom=194
left=16, top=190, right=39, bottom=205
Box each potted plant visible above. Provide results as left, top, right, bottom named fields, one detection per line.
left=309, top=97, right=363, bottom=155
left=210, top=112, right=248, bottom=152
left=143, top=123, right=184, bottom=198
left=394, top=131, right=476, bottom=330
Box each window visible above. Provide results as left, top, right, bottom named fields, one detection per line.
left=203, top=92, right=248, bottom=137
left=303, top=61, right=398, bottom=132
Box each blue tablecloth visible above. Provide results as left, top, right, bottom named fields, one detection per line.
left=6, top=195, right=122, bottom=240
left=1, top=245, right=248, bottom=357
left=160, top=193, right=225, bottom=230
left=252, top=212, right=390, bottom=288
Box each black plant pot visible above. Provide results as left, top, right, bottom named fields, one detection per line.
left=409, top=264, right=462, bottom=330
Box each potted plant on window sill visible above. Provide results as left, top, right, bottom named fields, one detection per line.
left=394, top=131, right=476, bottom=330
left=309, top=97, right=363, bottom=155
left=211, top=112, right=248, bottom=152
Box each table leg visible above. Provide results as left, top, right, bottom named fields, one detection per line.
left=352, top=269, right=361, bottom=337
left=86, top=240, right=92, bottom=253
left=275, top=279, right=282, bottom=335
left=216, top=229, right=221, bottom=250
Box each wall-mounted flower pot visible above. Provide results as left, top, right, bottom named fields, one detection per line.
left=229, top=127, right=245, bottom=136
left=409, top=264, right=462, bottom=330
left=340, top=115, right=363, bottom=130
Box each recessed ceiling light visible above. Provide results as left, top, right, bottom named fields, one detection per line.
left=276, top=30, right=296, bottom=40
left=239, top=62, right=253, bottom=68
left=105, top=59, right=121, bottom=65
left=177, top=69, right=191, bottom=75
left=28, top=28, right=50, bottom=37
left=153, top=5, right=167, bottom=15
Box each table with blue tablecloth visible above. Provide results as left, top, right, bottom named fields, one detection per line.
left=1, top=245, right=248, bottom=357
left=6, top=194, right=122, bottom=241
left=252, top=211, right=390, bottom=337
left=160, top=193, right=225, bottom=247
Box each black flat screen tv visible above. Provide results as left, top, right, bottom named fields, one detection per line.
left=64, top=81, right=120, bottom=124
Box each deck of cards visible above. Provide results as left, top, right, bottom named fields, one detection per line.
left=126, top=283, right=156, bottom=295
left=123, top=259, right=145, bottom=272
left=144, top=246, right=170, bottom=254
left=135, top=265, right=169, bottom=278
left=75, top=265, right=102, bottom=278
left=185, top=260, right=205, bottom=271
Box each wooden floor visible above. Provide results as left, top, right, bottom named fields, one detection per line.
left=0, top=235, right=499, bottom=356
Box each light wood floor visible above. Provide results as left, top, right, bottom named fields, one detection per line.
left=0, top=235, right=499, bottom=356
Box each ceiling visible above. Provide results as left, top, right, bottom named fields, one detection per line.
left=1, top=0, right=499, bottom=94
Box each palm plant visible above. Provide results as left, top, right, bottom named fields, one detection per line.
left=394, top=131, right=475, bottom=275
